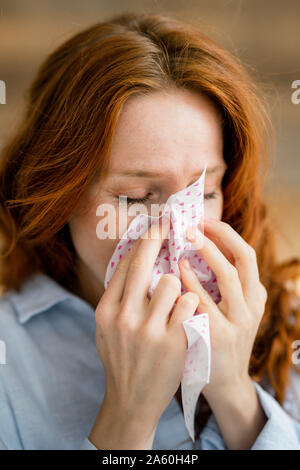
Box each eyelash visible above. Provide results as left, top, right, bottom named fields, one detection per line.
left=125, top=191, right=217, bottom=205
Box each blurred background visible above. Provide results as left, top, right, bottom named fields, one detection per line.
left=0, top=0, right=299, bottom=262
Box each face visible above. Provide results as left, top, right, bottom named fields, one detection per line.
left=68, top=88, right=227, bottom=308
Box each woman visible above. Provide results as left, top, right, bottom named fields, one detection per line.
left=0, top=12, right=299, bottom=450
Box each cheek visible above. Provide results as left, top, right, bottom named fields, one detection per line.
left=204, top=193, right=224, bottom=220
left=69, top=215, right=97, bottom=255
left=68, top=208, right=120, bottom=279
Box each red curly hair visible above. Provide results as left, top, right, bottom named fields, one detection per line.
left=1, top=12, right=299, bottom=440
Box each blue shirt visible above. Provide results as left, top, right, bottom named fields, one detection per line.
left=0, top=271, right=300, bottom=450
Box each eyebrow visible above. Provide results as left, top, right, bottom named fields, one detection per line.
left=110, top=163, right=227, bottom=178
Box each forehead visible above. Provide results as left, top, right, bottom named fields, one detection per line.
left=108, top=88, right=224, bottom=174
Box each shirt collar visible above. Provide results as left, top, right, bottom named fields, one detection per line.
left=9, top=271, right=75, bottom=324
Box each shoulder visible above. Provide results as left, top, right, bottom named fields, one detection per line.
left=0, top=272, right=78, bottom=326
left=0, top=292, right=19, bottom=328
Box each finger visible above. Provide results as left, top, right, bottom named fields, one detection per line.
left=146, top=274, right=181, bottom=329
left=203, top=219, right=260, bottom=304
left=167, top=291, right=201, bottom=346
left=204, top=228, right=235, bottom=264
left=186, top=225, right=245, bottom=323
left=178, top=258, right=227, bottom=327
left=104, top=237, right=142, bottom=302
left=122, top=216, right=171, bottom=305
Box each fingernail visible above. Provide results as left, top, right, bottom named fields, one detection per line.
left=182, top=258, right=192, bottom=270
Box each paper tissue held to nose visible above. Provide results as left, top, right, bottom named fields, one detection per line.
left=104, top=162, right=221, bottom=443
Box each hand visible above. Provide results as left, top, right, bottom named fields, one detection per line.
left=94, top=217, right=199, bottom=430
left=178, top=218, right=268, bottom=404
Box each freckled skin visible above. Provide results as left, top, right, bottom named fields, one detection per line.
left=68, top=88, right=226, bottom=316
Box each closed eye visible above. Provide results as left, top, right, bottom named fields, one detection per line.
left=125, top=191, right=217, bottom=205
left=204, top=191, right=217, bottom=200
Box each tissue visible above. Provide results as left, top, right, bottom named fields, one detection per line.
left=104, top=163, right=221, bottom=443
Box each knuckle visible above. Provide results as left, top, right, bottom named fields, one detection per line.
left=160, top=273, right=181, bottom=292
left=219, top=220, right=230, bottom=229
left=246, top=245, right=257, bottom=261
left=180, top=292, right=199, bottom=308
left=129, top=254, right=144, bottom=270
left=118, top=301, right=135, bottom=328
left=226, top=264, right=238, bottom=282
left=95, top=308, right=107, bottom=329
left=219, top=221, right=234, bottom=236
left=114, top=260, right=128, bottom=274
left=146, top=320, right=163, bottom=338
left=95, top=298, right=110, bottom=325
left=116, top=313, right=136, bottom=336
left=119, top=299, right=133, bottom=318
left=259, top=283, right=268, bottom=303
left=140, top=322, right=164, bottom=344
